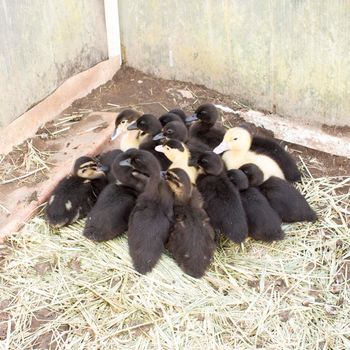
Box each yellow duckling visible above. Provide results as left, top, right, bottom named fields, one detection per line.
left=155, top=139, right=198, bottom=184
left=111, top=109, right=147, bottom=151
left=214, top=127, right=285, bottom=181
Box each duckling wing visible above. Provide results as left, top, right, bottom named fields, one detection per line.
left=196, top=174, right=248, bottom=243
left=167, top=205, right=216, bottom=278
left=240, top=187, right=284, bottom=242
left=128, top=197, right=172, bottom=274
left=45, top=177, right=93, bottom=227
left=260, top=177, right=317, bottom=222
left=251, top=136, right=301, bottom=182
left=83, top=184, right=137, bottom=241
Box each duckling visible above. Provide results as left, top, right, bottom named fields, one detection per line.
left=195, top=152, right=248, bottom=243
left=153, top=121, right=189, bottom=142
left=155, top=139, right=198, bottom=184
left=214, top=126, right=301, bottom=182
left=165, top=168, right=216, bottom=278
left=159, top=112, right=185, bottom=127
left=96, top=149, right=122, bottom=183
left=83, top=184, right=138, bottom=242
left=125, top=149, right=174, bottom=274
left=186, top=103, right=225, bottom=149
left=45, top=156, right=107, bottom=227
left=168, top=108, right=188, bottom=124
left=83, top=152, right=150, bottom=242
left=128, top=114, right=171, bottom=170
left=111, top=149, right=149, bottom=192
left=227, top=168, right=284, bottom=242
left=240, top=164, right=317, bottom=223
left=110, top=109, right=146, bottom=151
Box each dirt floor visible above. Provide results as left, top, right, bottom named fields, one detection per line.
left=0, top=66, right=349, bottom=349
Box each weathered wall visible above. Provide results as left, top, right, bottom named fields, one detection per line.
left=0, top=0, right=108, bottom=127
left=119, top=0, right=350, bottom=127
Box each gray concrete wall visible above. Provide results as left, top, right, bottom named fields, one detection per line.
left=119, top=0, right=350, bottom=127
left=0, top=0, right=108, bottom=127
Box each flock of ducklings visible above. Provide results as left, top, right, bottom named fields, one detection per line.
left=45, top=104, right=317, bottom=278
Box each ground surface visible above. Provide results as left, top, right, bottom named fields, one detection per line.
left=0, top=66, right=349, bottom=349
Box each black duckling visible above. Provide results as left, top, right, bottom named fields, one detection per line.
left=96, top=149, right=122, bottom=183
left=128, top=114, right=171, bottom=170
left=165, top=168, right=216, bottom=278
left=227, top=169, right=284, bottom=242
left=82, top=152, right=149, bottom=242
left=186, top=103, right=225, bottom=149
left=240, top=164, right=317, bottom=223
left=168, top=108, right=188, bottom=124
left=125, top=149, right=174, bottom=274
left=155, top=139, right=198, bottom=184
left=195, top=151, right=248, bottom=243
left=159, top=112, right=185, bottom=127
left=214, top=126, right=301, bottom=182
left=153, top=121, right=189, bottom=142
left=45, top=156, right=108, bottom=227
left=111, top=109, right=146, bottom=151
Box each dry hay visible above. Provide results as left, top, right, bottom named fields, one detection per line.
left=0, top=162, right=349, bottom=350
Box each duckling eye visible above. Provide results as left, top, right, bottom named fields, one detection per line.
left=121, top=120, right=126, bottom=124
left=167, top=129, right=173, bottom=135
left=233, top=137, right=238, bottom=141
left=139, top=120, right=146, bottom=126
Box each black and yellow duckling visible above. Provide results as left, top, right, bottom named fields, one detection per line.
left=82, top=151, right=149, bottom=242
left=240, top=163, right=317, bottom=223
left=155, top=139, right=198, bottom=184
left=110, top=109, right=146, bottom=151
left=195, top=151, right=248, bottom=243
left=153, top=121, right=189, bottom=142
left=159, top=112, right=185, bottom=127
left=125, top=149, right=174, bottom=274
left=128, top=114, right=171, bottom=170
left=165, top=168, right=216, bottom=278
left=227, top=168, right=284, bottom=242
left=186, top=103, right=225, bottom=149
left=214, top=126, right=301, bottom=182
left=45, top=156, right=108, bottom=227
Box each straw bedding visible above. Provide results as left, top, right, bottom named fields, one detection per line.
left=0, top=161, right=349, bottom=349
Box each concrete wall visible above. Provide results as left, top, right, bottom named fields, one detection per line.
left=119, top=0, right=350, bottom=127
left=0, top=0, right=108, bottom=127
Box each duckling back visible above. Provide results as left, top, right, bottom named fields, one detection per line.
left=45, top=176, right=97, bottom=227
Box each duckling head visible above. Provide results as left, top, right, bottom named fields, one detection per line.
left=153, top=121, right=188, bottom=142
left=119, top=149, right=161, bottom=179
left=154, top=139, right=188, bottom=164
left=185, top=103, right=218, bottom=126
left=111, top=109, right=141, bottom=141
left=164, top=168, right=192, bottom=203
left=227, top=169, right=249, bottom=190
left=74, top=156, right=107, bottom=179
left=168, top=109, right=187, bottom=124
left=240, top=163, right=264, bottom=187
left=197, top=151, right=224, bottom=176
left=213, top=126, right=252, bottom=155
left=159, top=112, right=184, bottom=127
left=127, top=114, right=162, bottom=136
